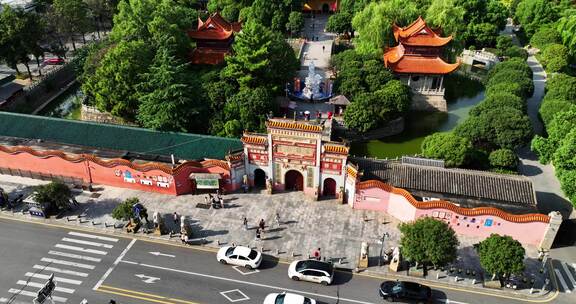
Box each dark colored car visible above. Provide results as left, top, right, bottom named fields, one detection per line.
left=379, top=280, right=432, bottom=303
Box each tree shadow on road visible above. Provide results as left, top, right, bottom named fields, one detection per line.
left=260, top=255, right=280, bottom=270
left=553, top=219, right=576, bottom=248
left=536, top=191, right=573, bottom=219
left=332, top=268, right=354, bottom=285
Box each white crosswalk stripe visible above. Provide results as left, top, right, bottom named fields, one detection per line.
left=48, top=250, right=102, bottom=262
left=41, top=257, right=95, bottom=270
left=25, top=273, right=82, bottom=285
left=54, top=244, right=108, bottom=256
left=33, top=265, right=89, bottom=277
left=554, top=269, right=572, bottom=293
left=561, top=262, right=576, bottom=287
left=16, top=280, right=75, bottom=294
left=68, top=231, right=118, bottom=242
left=61, top=237, right=114, bottom=249
left=8, top=288, right=68, bottom=302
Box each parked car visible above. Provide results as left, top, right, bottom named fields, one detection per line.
left=216, top=245, right=262, bottom=269
left=263, top=292, right=316, bottom=304
left=288, top=259, right=334, bottom=285
left=43, top=58, right=65, bottom=65
left=378, top=280, right=432, bottom=303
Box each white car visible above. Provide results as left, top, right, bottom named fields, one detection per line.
left=287, top=259, right=334, bottom=285
left=263, top=292, right=316, bottom=304
left=217, top=245, right=262, bottom=269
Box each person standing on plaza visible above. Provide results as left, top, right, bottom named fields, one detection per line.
left=243, top=217, right=248, bottom=230
left=313, top=248, right=321, bottom=260
left=259, top=219, right=266, bottom=231
left=322, top=45, right=325, bottom=53
left=255, top=228, right=262, bottom=241
left=275, top=212, right=281, bottom=227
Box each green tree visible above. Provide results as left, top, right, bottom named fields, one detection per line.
left=352, top=0, right=419, bottom=55
left=137, top=47, right=201, bottom=132
left=0, top=5, right=42, bottom=76
left=362, top=59, right=394, bottom=92
left=503, top=46, right=528, bottom=60
left=539, top=98, right=576, bottom=128
left=425, top=0, right=466, bottom=36
left=469, top=22, right=499, bottom=48
left=32, top=180, right=73, bottom=212
left=286, top=11, right=304, bottom=36
left=531, top=135, right=554, bottom=164
left=373, top=80, right=411, bottom=121
left=489, top=148, right=518, bottom=170
left=110, top=0, right=156, bottom=42
left=485, top=82, right=524, bottom=99
left=421, top=132, right=472, bottom=167
left=496, top=36, right=513, bottom=52
left=556, top=15, right=576, bottom=56
left=535, top=109, right=576, bottom=163
left=343, top=93, right=379, bottom=133
left=326, top=12, right=353, bottom=36
left=487, top=71, right=533, bottom=99
left=223, top=87, right=273, bottom=136
left=53, top=0, right=91, bottom=50
left=455, top=107, right=533, bottom=150
left=223, top=21, right=298, bottom=90
left=111, top=197, right=139, bottom=220
left=470, top=93, right=525, bottom=116
left=456, top=0, right=508, bottom=47
left=478, top=234, right=525, bottom=279
left=553, top=129, right=576, bottom=171
left=83, top=40, right=154, bottom=119
left=539, top=43, right=569, bottom=73
left=557, top=169, right=576, bottom=207
left=514, top=0, right=558, bottom=37
left=546, top=73, right=576, bottom=101
left=487, top=58, right=532, bottom=81
left=529, top=26, right=561, bottom=50
left=399, top=217, right=459, bottom=268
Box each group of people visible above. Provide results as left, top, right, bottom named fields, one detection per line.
left=246, top=213, right=282, bottom=242
left=205, top=192, right=224, bottom=209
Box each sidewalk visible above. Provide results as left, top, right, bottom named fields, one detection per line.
left=0, top=174, right=556, bottom=300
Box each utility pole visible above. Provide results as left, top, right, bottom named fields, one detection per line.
left=378, top=232, right=390, bottom=267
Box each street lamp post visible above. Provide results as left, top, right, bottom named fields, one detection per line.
left=378, top=232, right=390, bottom=267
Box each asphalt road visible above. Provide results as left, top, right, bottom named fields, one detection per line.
left=0, top=217, right=571, bottom=304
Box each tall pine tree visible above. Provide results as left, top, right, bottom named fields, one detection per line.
left=137, top=46, right=199, bottom=132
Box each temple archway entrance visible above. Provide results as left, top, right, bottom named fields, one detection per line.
left=254, top=169, right=266, bottom=188
left=322, top=3, right=330, bottom=13
left=323, top=178, right=336, bottom=196
left=285, top=170, right=304, bottom=191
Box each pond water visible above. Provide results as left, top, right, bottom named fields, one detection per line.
left=38, top=83, right=83, bottom=120
left=350, top=73, right=485, bottom=158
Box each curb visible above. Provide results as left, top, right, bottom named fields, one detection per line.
left=0, top=211, right=560, bottom=302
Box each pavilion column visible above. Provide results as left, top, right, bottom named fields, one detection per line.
left=439, top=76, right=444, bottom=92
left=407, top=75, right=411, bottom=86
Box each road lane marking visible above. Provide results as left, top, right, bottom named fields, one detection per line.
left=62, top=237, right=114, bottom=248
left=41, top=257, right=96, bottom=270
left=437, top=299, right=469, bottom=304
left=93, top=238, right=136, bottom=291
left=16, top=280, right=75, bottom=294
left=561, top=262, right=576, bottom=286
left=232, top=266, right=260, bottom=275
left=25, top=272, right=82, bottom=285
left=55, top=244, right=108, bottom=255
left=68, top=231, right=119, bottom=242
left=33, top=265, right=89, bottom=277
left=49, top=250, right=102, bottom=262
left=129, top=261, right=375, bottom=304
left=8, top=288, right=68, bottom=302
left=97, top=285, right=199, bottom=304
left=554, top=269, right=572, bottom=293
left=220, top=289, right=250, bottom=302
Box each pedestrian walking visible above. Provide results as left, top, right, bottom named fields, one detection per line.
left=255, top=228, right=262, bottom=241
left=322, top=45, right=325, bottom=53
left=275, top=212, right=281, bottom=227
left=173, top=212, right=180, bottom=229
left=313, top=248, right=321, bottom=260
left=259, top=219, right=266, bottom=231
left=243, top=217, right=248, bottom=230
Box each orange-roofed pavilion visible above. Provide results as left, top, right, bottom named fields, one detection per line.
left=384, top=17, right=460, bottom=111
left=188, top=12, right=242, bottom=65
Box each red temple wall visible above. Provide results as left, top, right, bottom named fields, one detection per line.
left=0, top=150, right=89, bottom=182
left=88, top=161, right=177, bottom=195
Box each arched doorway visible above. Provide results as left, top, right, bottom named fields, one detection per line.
left=323, top=178, right=336, bottom=196
left=322, top=3, right=330, bottom=14
left=285, top=170, right=304, bottom=191
left=254, top=169, right=266, bottom=188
